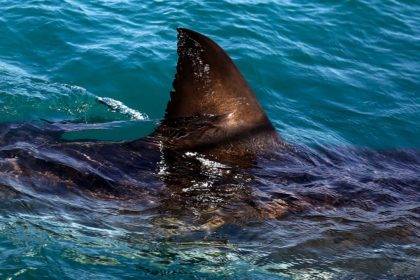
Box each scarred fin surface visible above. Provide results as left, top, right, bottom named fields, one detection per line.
left=155, top=28, right=281, bottom=161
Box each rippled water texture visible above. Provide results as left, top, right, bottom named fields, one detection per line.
left=0, top=1, right=419, bottom=279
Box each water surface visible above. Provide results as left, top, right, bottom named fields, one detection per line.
left=0, top=0, right=419, bottom=279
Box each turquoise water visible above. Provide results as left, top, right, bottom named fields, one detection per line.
left=0, top=1, right=419, bottom=279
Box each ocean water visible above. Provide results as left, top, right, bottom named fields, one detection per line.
left=0, top=1, right=419, bottom=279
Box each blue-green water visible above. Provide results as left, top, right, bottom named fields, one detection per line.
left=0, top=1, right=419, bottom=279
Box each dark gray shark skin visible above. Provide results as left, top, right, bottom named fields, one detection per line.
left=0, top=28, right=419, bottom=237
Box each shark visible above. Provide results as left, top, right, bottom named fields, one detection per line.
left=0, top=28, right=418, bottom=233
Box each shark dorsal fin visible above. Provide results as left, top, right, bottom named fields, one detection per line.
left=165, top=28, right=273, bottom=128
left=156, top=28, right=279, bottom=158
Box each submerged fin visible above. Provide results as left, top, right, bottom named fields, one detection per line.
left=155, top=28, right=280, bottom=160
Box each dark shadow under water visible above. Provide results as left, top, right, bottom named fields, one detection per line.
left=0, top=122, right=418, bottom=279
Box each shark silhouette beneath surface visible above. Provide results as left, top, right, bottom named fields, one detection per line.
left=0, top=28, right=419, bottom=240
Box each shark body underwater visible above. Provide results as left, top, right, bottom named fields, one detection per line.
left=0, top=28, right=418, bottom=236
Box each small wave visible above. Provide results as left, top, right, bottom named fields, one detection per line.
left=96, top=97, right=148, bottom=121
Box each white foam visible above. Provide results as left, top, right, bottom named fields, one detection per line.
left=97, top=97, right=148, bottom=120
left=184, top=152, right=228, bottom=170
